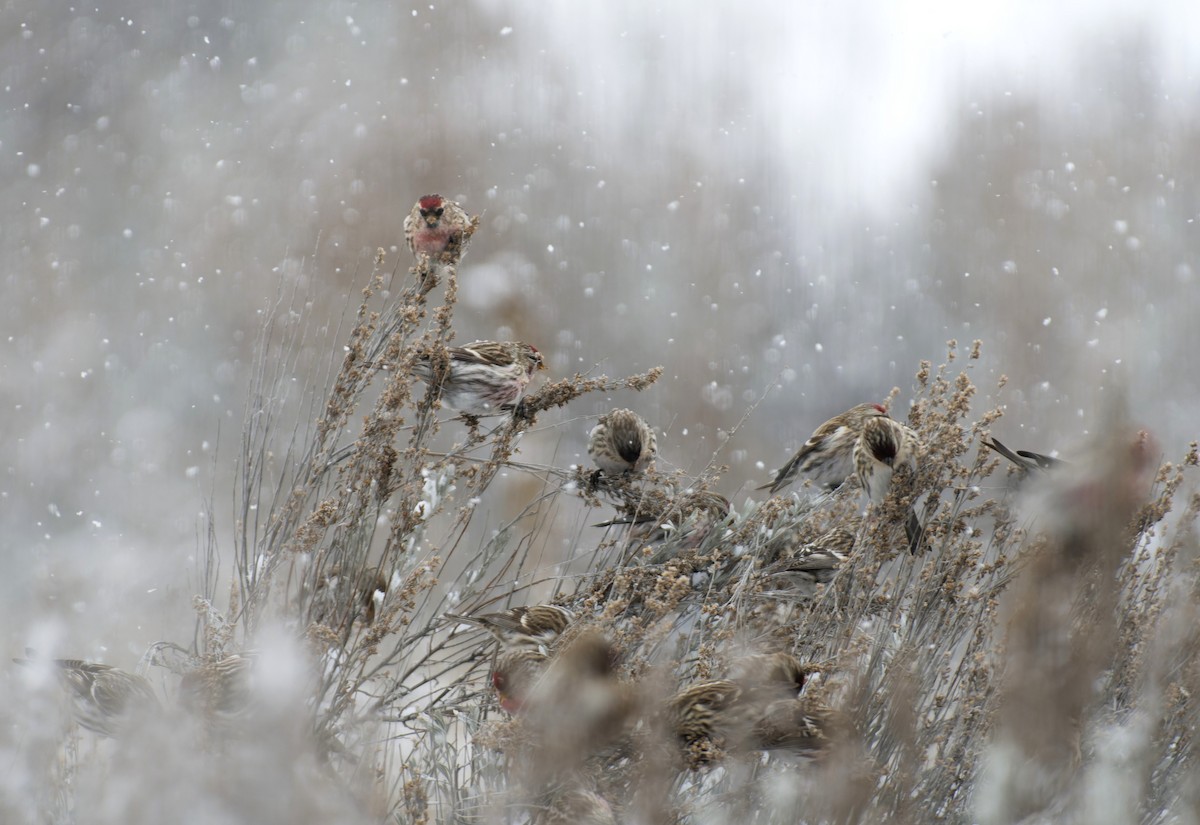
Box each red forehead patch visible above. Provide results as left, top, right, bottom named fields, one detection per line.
left=418, top=194, right=443, bottom=210
left=872, top=403, right=887, bottom=413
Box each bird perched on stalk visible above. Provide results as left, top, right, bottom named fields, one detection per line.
left=445, top=604, right=575, bottom=653
left=412, top=340, right=545, bottom=416
left=403, top=194, right=471, bottom=261
left=666, top=651, right=826, bottom=763
left=765, top=524, right=859, bottom=587
left=760, top=403, right=888, bottom=495
left=491, top=649, right=551, bottom=715
left=854, top=414, right=921, bottom=504
left=447, top=604, right=578, bottom=714
left=588, top=408, right=657, bottom=476
left=531, top=786, right=618, bottom=825
left=178, top=653, right=256, bottom=725
left=13, top=652, right=160, bottom=737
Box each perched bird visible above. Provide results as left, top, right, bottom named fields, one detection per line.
left=522, top=633, right=638, bottom=775
left=310, top=564, right=390, bottom=630
left=667, top=674, right=835, bottom=761
left=854, top=414, right=921, bottom=504
left=531, top=786, right=618, bottom=825
left=766, top=525, right=858, bottom=586
left=14, top=653, right=160, bottom=737
left=491, top=648, right=550, bottom=714
left=445, top=604, right=575, bottom=653
left=760, top=403, right=888, bottom=495
left=983, top=436, right=1063, bottom=479
left=178, top=653, right=256, bottom=724
left=728, top=652, right=814, bottom=704
left=403, top=194, right=471, bottom=261
left=588, top=408, right=657, bottom=476
left=666, top=679, right=746, bottom=752
left=412, top=340, right=545, bottom=416
left=749, top=695, right=837, bottom=754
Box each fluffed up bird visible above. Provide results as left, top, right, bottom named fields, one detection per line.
left=445, top=604, right=576, bottom=654
left=178, top=653, right=256, bottom=724
left=760, top=403, right=888, bottom=495
left=588, top=408, right=657, bottom=476
left=854, top=414, right=921, bottom=504
left=14, top=652, right=160, bottom=737
left=727, top=651, right=815, bottom=704
left=491, top=649, right=550, bottom=715
left=521, top=633, right=638, bottom=773
left=403, top=194, right=472, bottom=261
left=765, top=524, right=859, bottom=587
left=412, top=340, right=545, bottom=416
left=531, top=785, right=618, bottom=825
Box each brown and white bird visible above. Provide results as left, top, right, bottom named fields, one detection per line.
left=403, top=194, right=471, bottom=261
left=14, top=653, right=160, bottom=737
left=491, top=648, right=550, bottom=714
left=667, top=673, right=833, bottom=761
left=522, top=633, right=637, bottom=773
left=760, top=403, right=888, bottom=494
left=588, top=408, right=657, bottom=475
left=854, top=414, right=921, bottom=504
left=445, top=604, right=576, bottom=653
left=412, top=340, right=545, bottom=416
left=766, top=524, right=859, bottom=587
left=531, top=786, right=618, bottom=825
left=178, top=653, right=256, bottom=724
left=728, top=651, right=814, bottom=704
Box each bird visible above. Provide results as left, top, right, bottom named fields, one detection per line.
left=982, top=436, right=1063, bottom=479
left=588, top=408, right=657, bottom=476
left=403, top=194, right=472, bottom=261
left=13, top=653, right=160, bottom=737
left=854, top=414, right=921, bottom=504
left=759, top=403, right=888, bottom=495
left=491, top=648, right=550, bottom=715
left=765, top=525, right=859, bottom=586
left=445, top=604, right=576, bottom=653
left=727, top=651, right=814, bottom=704
left=412, top=340, right=545, bottom=416
left=310, top=564, right=390, bottom=630
left=521, top=633, right=638, bottom=777
left=665, top=678, right=746, bottom=753
left=178, top=653, right=256, bottom=724
left=531, top=785, right=618, bottom=825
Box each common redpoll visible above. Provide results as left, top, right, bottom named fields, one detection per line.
left=760, top=403, right=888, bottom=494
left=178, top=653, right=255, bottom=723
left=767, top=525, right=858, bottom=586
left=666, top=679, right=746, bottom=751
left=532, top=786, right=617, bottom=825
left=403, top=194, right=471, bottom=261
left=588, top=408, right=657, bottom=475
left=854, top=414, right=921, bottom=504
left=667, top=675, right=835, bottom=760
left=14, top=653, right=159, bottom=737
left=413, top=340, right=545, bottom=416
left=523, top=633, right=637, bottom=773
left=749, top=696, right=837, bottom=754
left=311, top=564, right=390, bottom=629
left=728, top=651, right=814, bottom=704
left=446, top=604, right=576, bottom=653
left=492, top=648, right=550, bottom=714
left=983, top=436, right=1063, bottom=479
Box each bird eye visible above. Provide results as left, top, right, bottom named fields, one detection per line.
left=433, top=207, right=444, bottom=217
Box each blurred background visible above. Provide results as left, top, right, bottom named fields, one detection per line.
left=2, top=0, right=1198, bottom=664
